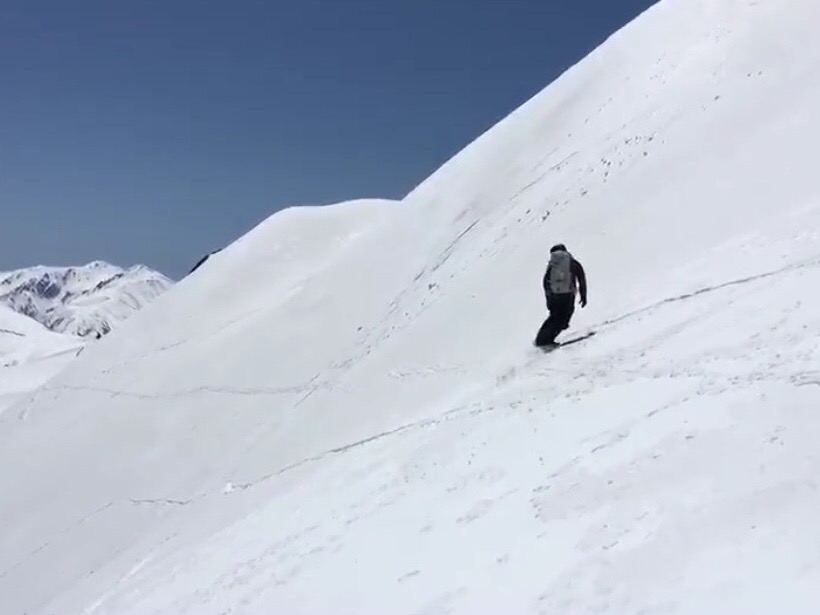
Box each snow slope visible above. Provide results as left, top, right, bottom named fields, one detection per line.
left=3, top=1, right=820, bottom=613
left=0, top=304, right=84, bottom=414
left=0, top=261, right=172, bottom=338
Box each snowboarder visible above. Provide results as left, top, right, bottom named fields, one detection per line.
left=535, top=243, right=587, bottom=347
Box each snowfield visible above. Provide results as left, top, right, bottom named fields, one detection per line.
left=3, top=0, right=820, bottom=613
left=0, top=304, right=83, bottom=414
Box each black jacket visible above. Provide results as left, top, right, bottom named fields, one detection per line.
left=544, top=257, right=587, bottom=304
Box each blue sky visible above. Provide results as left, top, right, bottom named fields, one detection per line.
left=1, top=0, right=657, bottom=279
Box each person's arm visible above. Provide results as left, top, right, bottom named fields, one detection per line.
left=572, top=259, right=587, bottom=306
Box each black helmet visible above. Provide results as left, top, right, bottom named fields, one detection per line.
left=550, top=243, right=567, bottom=253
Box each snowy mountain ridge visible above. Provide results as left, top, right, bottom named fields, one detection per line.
left=0, top=304, right=84, bottom=413
left=3, top=1, right=820, bottom=614
left=0, top=261, right=173, bottom=338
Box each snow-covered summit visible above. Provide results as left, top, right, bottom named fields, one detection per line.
left=0, top=261, right=173, bottom=338
left=3, top=1, right=820, bottom=614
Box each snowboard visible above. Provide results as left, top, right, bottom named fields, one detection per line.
left=535, top=330, right=596, bottom=351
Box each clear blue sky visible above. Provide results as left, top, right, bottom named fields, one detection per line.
left=1, top=0, right=657, bottom=279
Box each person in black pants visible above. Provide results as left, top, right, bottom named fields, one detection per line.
left=535, top=244, right=587, bottom=347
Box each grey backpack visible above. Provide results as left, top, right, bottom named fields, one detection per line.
left=548, top=250, right=574, bottom=294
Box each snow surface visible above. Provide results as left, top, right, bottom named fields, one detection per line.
left=0, top=261, right=172, bottom=338
left=0, top=304, right=84, bottom=414
left=3, top=1, right=820, bottom=613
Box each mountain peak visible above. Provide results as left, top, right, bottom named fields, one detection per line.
left=0, top=261, right=172, bottom=339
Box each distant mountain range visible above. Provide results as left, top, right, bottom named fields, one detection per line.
left=0, top=261, right=172, bottom=339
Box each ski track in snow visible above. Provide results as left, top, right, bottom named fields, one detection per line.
left=17, top=254, right=814, bottom=421
left=6, top=244, right=820, bottom=613
left=14, top=260, right=817, bottom=600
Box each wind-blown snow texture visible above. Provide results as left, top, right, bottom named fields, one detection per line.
left=3, top=1, right=820, bottom=613
left=0, top=261, right=172, bottom=339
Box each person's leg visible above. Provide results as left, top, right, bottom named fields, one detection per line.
left=535, top=295, right=570, bottom=346
left=559, top=296, right=576, bottom=331
left=535, top=314, right=558, bottom=346
left=551, top=294, right=574, bottom=339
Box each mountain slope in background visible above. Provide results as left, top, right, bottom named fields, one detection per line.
left=3, top=1, right=820, bottom=613
left=0, top=261, right=173, bottom=338
left=0, top=304, right=84, bottom=413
